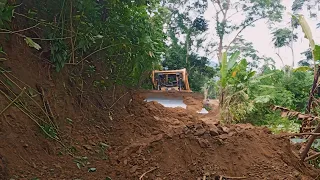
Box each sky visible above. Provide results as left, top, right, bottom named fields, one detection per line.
left=203, top=0, right=320, bottom=68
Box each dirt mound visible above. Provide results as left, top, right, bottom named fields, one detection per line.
left=0, top=34, right=319, bottom=180
left=108, top=98, right=319, bottom=180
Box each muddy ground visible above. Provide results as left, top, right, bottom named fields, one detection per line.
left=0, top=35, right=319, bottom=180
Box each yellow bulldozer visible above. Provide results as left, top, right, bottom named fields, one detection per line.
left=151, top=68, right=191, bottom=92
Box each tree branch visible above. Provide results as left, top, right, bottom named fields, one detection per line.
left=216, top=0, right=226, bottom=15
left=226, top=17, right=264, bottom=51
left=276, top=52, right=285, bottom=67
left=0, top=23, right=40, bottom=34
left=226, top=10, right=242, bottom=20
left=305, top=152, right=320, bottom=162
left=75, top=44, right=121, bottom=65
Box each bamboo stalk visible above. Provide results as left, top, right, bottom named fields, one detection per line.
left=0, top=87, right=26, bottom=115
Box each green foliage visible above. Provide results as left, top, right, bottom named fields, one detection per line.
left=0, top=46, right=7, bottom=61
left=214, top=0, right=284, bottom=56
left=228, top=37, right=261, bottom=69
left=271, top=28, right=298, bottom=48
left=17, top=0, right=166, bottom=85
left=218, top=48, right=313, bottom=125
left=50, top=38, right=69, bottom=72
left=220, top=52, right=228, bottom=88
left=160, top=1, right=216, bottom=92
left=293, top=66, right=312, bottom=72
left=24, top=37, right=41, bottom=50
left=40, top=123, right=58, bottom=139
left=299, top=49, right=313, bottom=67
left=244, top=69, right=312, bottom=127
left=252, top=70, right=312, bottom=109
left=266, top=113, right=300, bottom=133
left=163, top=46, right=217, bottom=92
left=314, top=45, right=320, bottom=61
left=294, top=14, right=315, bottom=50
left=0, top=0, right=15, bottom=28
left=292, top=0, right=319, bottom=18
left=217, top=11, right=315, bottom=126
left=227, top=51, right=240, bottom=70
left=218, top=51, right=259, bottom=122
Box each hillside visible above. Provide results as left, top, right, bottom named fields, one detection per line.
left=0, top=40, right=318, bottom=179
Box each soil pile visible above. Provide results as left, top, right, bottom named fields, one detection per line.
left=0, top=35, right=319, bottom=180
left=108, top=95, right=319, bottom=180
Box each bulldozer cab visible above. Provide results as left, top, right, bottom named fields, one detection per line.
left=151, top=68, right=191, bottom=92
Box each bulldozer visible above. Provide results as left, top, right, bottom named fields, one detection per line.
left=147, top=68, right=210, bottom=114
left=151, top=68, right=191, bottom=92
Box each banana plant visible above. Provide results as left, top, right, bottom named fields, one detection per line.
left=219, top=51, right=256, bottom=91
left=291, top=14, right=320, bottom=73
left=219, top=51, right=258, bottom=122
left=292, top=13, right=320, bottom=161
left=220, top=51, right=240, bottom=88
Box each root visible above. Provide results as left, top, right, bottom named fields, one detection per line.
left=139, top=167, right=158, bottom=180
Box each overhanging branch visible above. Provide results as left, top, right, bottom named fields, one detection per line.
left=225, top=17, right=265, bottom=52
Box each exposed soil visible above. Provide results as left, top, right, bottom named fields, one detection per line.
left=0, top=32, right=320, bottom=180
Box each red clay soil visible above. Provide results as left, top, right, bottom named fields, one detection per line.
left=109, top=96, right=320, bottom=180
left=0, top=35, right=320, bottom=180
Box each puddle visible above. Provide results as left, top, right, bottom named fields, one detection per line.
left=145, top=97, right=187, bottom=109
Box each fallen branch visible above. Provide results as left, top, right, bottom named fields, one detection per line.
left=139, top=167, right=158, bottom=180
left=219, top=175, right=247, bottom=179
left=0, top=23, right=40, bottom=34
left=281, top=133, right=320, bottom=137
left=36, top=84, right=57, bottom=131
left=109, top=91, right=129, bottom=109
left=0, top=89, right=57, bottom=140
left=76, top=44, right=121, bottom=65
left=18, top=154, right=36, bottom=169
left=0, top=87, right=26, bottom=116
left=305, top=152, right=320, bottom=162
left=272, top=105, right=319, bottom=121
left=300, top=123, right=320, bottom=161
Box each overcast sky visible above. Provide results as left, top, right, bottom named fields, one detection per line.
left=203, top=0, right=320, bottom=68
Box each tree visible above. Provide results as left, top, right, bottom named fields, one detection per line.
left=292, top=0, right=320, bottom=18
left=271, top=27, right=298, bottom=67
left=165, top=9, right=208, bottom=68
left=259, top=56, right=276, bottom=73
left=228, top=36, right=260, bottom=69
left=211, top=0, right=285, bottom=61
left=299, top=49, right=313, bottom=67
left=163, top=46, right=217, bottom=91
left=15, top=0, right=167, bottom=86
left=161, top=0, right=216, bottom=91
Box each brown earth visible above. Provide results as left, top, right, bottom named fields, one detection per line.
left=0, top=29, right=320, bottom=180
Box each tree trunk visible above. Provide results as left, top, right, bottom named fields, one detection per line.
left=185, top=30, right=191, bottom=69
left=218, top=37, right=223, bottom=61
left=305, top=65, right=320, bottom=114
left=290, top=46, right=295, bottom=68
left=300, top=64, right=320, bottom=161
left=290, top=22, right=295, bottom=68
